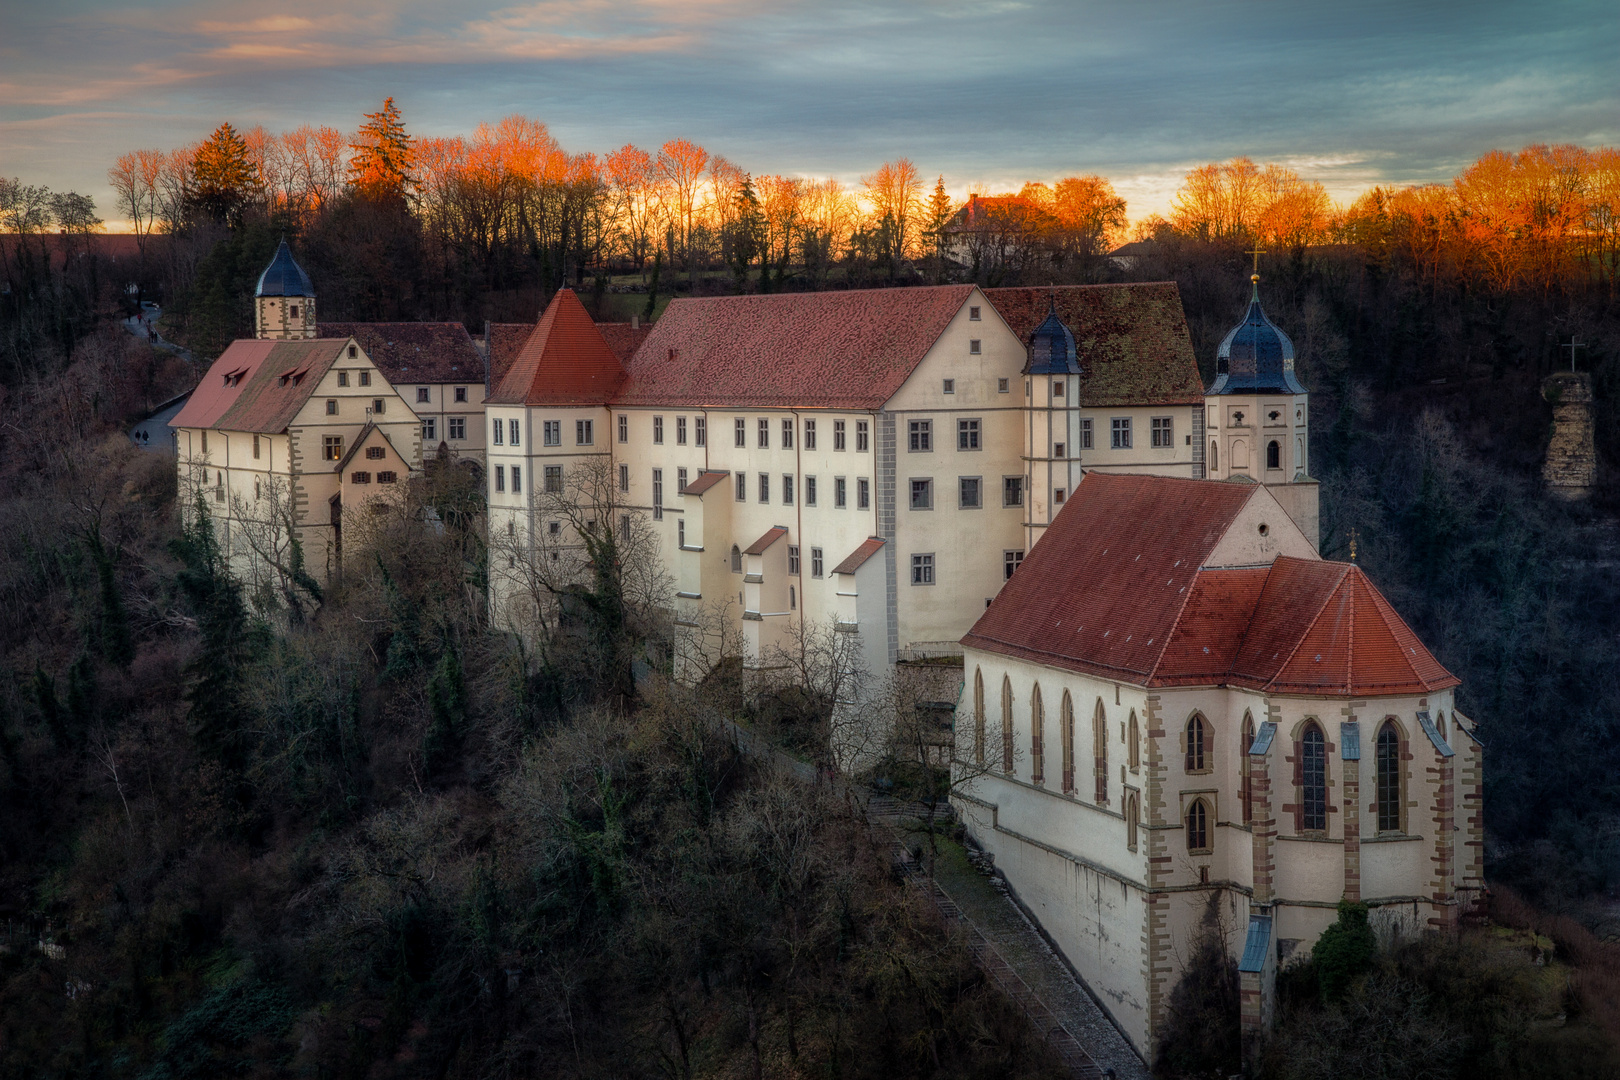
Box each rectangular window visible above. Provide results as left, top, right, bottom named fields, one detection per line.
left=782, top=473, right=794, bottom=504
left=323, top=435, right=343, bottom=461
left=857, top=477, right=870, bottom=509
left=653, top=416, right=664, bottom=444
left=969, top=305, right=981, bottom=320
left=758, top=473, right=770, bottom=503
left=735, top=418, right=747, bottom=447
left=1151, top=416, right=1173, bottom=448
left=493, top=418, right=504, bottom=445
left=337, top=372, right=349, bottom=387
left=252, top=434, right=260, bottom=460
left=804, top=419, right=816, bottom=450
left=423, top=417, right=437, bottom=441
left=1004, top=549, right=1024, bottom=579
left=788, top=545, right=800, bottom=575
left=1054, top=381, right=1065, bottom=398
left=544, top=465, right=563, bottom=493
left=509, top=419, right=520, bottom=446
left=576, top=419, right=593, bottom=445
left=943, top=378, right=955, bottom=395
left=856, top=420, right=869, bottom=452
left=758, top=418, right=769, bottom=448
left=782, top=418, right=793, bottom=448
left=908, top=420, right=932, bottom=452
left=957, top=418, right=980, bottom=450
left=677, top=466, right=688, bottom=493
left=366, top=446, right=385, bottom=460
left=736, top=472, right=747, bottom=501
left=909, top=478, right=932, bottom=510
left=1111, top=417, right=1132, bottom=449
left=969, top=339, right=981, bottom=355
left=511, top=466, right=522, bottom=493
left=678, top=518, right=685, bottom=547
left=959, top=476, right=982, bottom=508
left=372, top=398, right=385, bottom=415
left=834, top=419, right=846, bottom=450
left=618, top=414, right=628, bottom=443
left=652, top=469, right=663, bottom=520
left=805, top=475, right=817, bottom=506
left=449, top=417, right=466, bottom=440
left=1054, top=486, right=1065, bottom=504
left=416, top=387, right=430, bottom=404
left=811, top=547, right=824, bottom=577
left=201, top=431, right=207, bottom=453
left=1003, top=476, right=1024, bottom=507
left=544, top=420, right=561, bottom=446
left=619, top=463, right=630, bottom=492
left=911, top=553, right=935, bottom=585
left=549, top=520, right=561, bottom=537
left=834, top=477, right=847, bottom=508
left=694, top=416, right=706, bottom=446
left=378, top=470, right=397, bottom=484
left=495, top=465, right=506, bottom=493
left=454, top=386, right=466, bottom=403
left=676, top=416, right=687, bottom=445
left=998, top=377, right=1010, bottom=393
left=351, top=471, right=371, bottom=484
left=326, top=399, right=338, bottom=416
left=359, top=370, right=371, bottom=387
left=1080, top=417, right=1093, bottom=449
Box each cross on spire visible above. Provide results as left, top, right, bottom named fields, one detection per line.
left=1247, top=245, right=1266, bottom=278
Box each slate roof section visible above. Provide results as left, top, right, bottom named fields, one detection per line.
left=983, top=284, right=1204, bottom=407
left=680, top=470, right=729, bottom=496
left=255, top=239, right=314, bottom=297
left=963, top=474, right=1458, bottom=697
left=615, top=286, right=976, bottom=409
left=744, top=526, right=788, bottom=556
left=832, top=536, right=887, bottom=575
left=318, top=322, right=483, bottom=386
left=173, top=338, right=346, bottom=434
left=485, top=323, right=533, bottom=390
left=488, top=289, right=628, bottom=406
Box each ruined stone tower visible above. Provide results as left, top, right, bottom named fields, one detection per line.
left=1543, top=371, right=1596, bottom=499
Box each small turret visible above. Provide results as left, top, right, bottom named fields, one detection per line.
left=254, top=239, right=316, bottom=340
left=1022, top=296, right=1083, bottom=543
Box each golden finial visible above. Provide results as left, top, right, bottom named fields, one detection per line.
left=1348, top=528, right=1359, bottom=563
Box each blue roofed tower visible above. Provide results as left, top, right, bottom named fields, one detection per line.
left=1204, top=274, right=1319, bottom=546
left=255, top=239, right=317, bottom=340
left=1021, top=296, right=1083, bottom=547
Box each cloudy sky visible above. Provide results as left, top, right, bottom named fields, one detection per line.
left=1, top=0, right=1615, bottom=226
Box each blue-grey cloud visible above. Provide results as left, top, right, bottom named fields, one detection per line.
left=0, top=0, right=1614, bottom=222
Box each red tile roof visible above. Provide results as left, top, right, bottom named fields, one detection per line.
left=964, top=474, right=1457, bottom=697
left=615, top=286, right=976, bottom=409
left=744, top=526, right=789, bottom=556
left=598, top=322, right=653, bottom=364
left=172, top=338, right=346, bottom=434
left=832, top=536, right=887, bottom=575
left=681, top=470, right=729, bottom=496
left=317, top=322, right=483, bottom=386
left=488, top=289, right=628, bottom=406
left=485, top=323, right=532, bottom=390
left=983, top=284, right=1205, bottom=407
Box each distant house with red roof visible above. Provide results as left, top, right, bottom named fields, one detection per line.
left=955, top=471, right=1481, bottom=1062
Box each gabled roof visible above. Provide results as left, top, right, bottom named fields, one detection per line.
left=318, top=322, right=483, bottom=386
left=488, top=289, right=627, bottom=406
left=332, top=421, right=409, bottom=475
left=598, top=323, right=653, bottom=365
left=172, top=338, right=347, bottom=434
left=680, top=470, right=729, bottom=496
left=964, top=474, right=1457, bottom=697
left=983, top=284, right=1204, bottom=407
left=832, top=536, right=886, bottom=575
left=615, top=286, right=976, bottom=409
left=744, top=526, right=789, bottom=556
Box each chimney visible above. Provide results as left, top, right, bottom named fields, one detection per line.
left=631, top=314, right=640, bottom=330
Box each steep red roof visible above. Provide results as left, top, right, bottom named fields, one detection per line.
left=488, top=290, right=627, bottom=406
left=965, top=475, right=1458, bottom=697
left=614, top=286, right=976, bottom=409
left=172, top=338, right=345, bottom=434
left=598, top=322, right=653, bottom=365
left=744, top=526, right=789, bottom=556
left=681, top=470, right=729, bottom=496
left=318, top=322, right=483, bottom=385
left=983, top=284, right=1204, bottom=407
left=832, top=536, right=886, bottom=575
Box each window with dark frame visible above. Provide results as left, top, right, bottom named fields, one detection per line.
left=1152, top=416, right=1174, bottom=448
left=958, top=418, right=980, bottom=450
left=857, top=477, right=870, bottom=509
left=908, top=419, right=932, bottom=451
left=758, top=473, right=769, bottom=502
left=782, top=474, right=794, bottom=504
left=454, top=386, right=467, bottom=402
left=509, top=419, right=520, bottom=446
left=416, top=387, right=430, bottom=403
left=619, top=463, right=630, bottom=492
left=758, top=418, right=769, bottom=448
left=618, top=414, right=628, bottom=442
left=544, top=420, right=560, bottom=446
left=834, top=477, right=847, bottom=508
left=910, top=553, right=934, bottom=585
left=804, top=419, right=816, bottom=449
left=943, top=379, right=955, bottom=395
left=998, top=377, right=1010, bottom=393
left=788, top=545, right=799, bottom=574
left=653, top=416, right=664, bottom=444
left=511, top=467, right=521, bottom=493
left=1186, top=799, right=1209, bottom=852
left=1003, top=476, right=1024, bottom=507
left=366, top=446, right=385, bottom=460
left=694, top=416, right=706, bottom=446
left=544, top=465, right=562, bottom=493
left=811, top=547, right=823, bottom=577
left=576, top=419, right=593, bottom=445
left=677, top=466, right=688, bottom=492
left=1301, top=724, right=1326, bottom=831
left=1111, top=417, right=1132, bottom=449
left=735, top=418, right=747, bottom=447
left=326, top=399, right=338, bottom=416
left=323, top=435, right=343, bottom=461
left=1004, top=550, right=1023, bottom=579
left=1186, top=714, right=1207, bottom=771
left=1376, top=723, right=1401, bottom=832
left=856, top=420, right=869, bottom=452
left=736, top=472, right=747, bottom=501
left=909, top=478, right=932, bottom=510
left=782, top=418, right=793, bottom=448
left=652, top=469, right=663, bottom=520
left=834, top=420, right=846, bottom=450
left=449, top=417, right=465, bottom=440
left=359, top=370, right=371, bottom=387
left=805, top=475, right=817, bottom=505
left=1080, top=417, right=1093, bottom=449
left=494, top=465, right=505, bottom=493
left=959, top=476, right=981, bottom=508
left=676, top=416, right=687, bottom=444
left=493, top=418, right=504, bottom=445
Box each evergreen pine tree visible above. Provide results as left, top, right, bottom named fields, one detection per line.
left=348, top=97, right=415, bottom=200
left=923, top=176, right=956, bottom=282
left=189, top=123, right=257, bottom=226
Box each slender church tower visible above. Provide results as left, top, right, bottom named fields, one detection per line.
left=254, top=239, right=317, bottom=340
left=1204, top=274, right=1319, bottom=546
left=1022, top=298, right=1083, bottom=550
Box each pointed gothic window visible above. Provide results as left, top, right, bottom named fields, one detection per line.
left=1060, top=690, right=1075, bottom=794
left=1094, top=701, right=1109, bottom=804
left=1001, top=676, right=1014, bottom=773
left=1301, top=723, right=1327, bottom=831
left=973, top=668, right=986, bottom=766
left=1187, top=797, right=1210, bottom=853
left=1241, top=712, right=1256, bottom=824
left=1186, top=713, right=1207, bottom=772
left=1377, top=721, right=1402, bottom=832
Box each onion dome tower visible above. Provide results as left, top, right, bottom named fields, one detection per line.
left=1022, top=297, right=1083, bottom=543
left=1204, top=274, right=1318, bottom=546
left=254, top=239, right=317, bottom=340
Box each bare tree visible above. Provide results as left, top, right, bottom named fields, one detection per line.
left=227, top=474, right=323, bottom=621
left=755, top=615, right=877, bottom=776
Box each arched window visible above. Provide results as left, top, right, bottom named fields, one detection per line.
left=1186, top=798, right=1210, bottom=853
left=1232, top=439, right=1249, bottom=469
left=1436, top=712, right=1447, bottom=744
left=1001, top=676, right=1014, bottom=773
left=1093, top=701, right=1109, bottom=804
left=1241, top=712, right=1256, bottom=824
left=1030, top=684, right=1045, bottom=785
left=1266, top=440, right=1281, bottom=469
left=973, top=668, right=986, bottom=766
left=1126, top=791, right=1139, bottom=851
left=1210, top=440, right=1219, bottom=472
left=1376, top=721, right=1401, bottom=832
left=1127, top=707, right=1139, bottom=771
left=730, top=544, right=742, bottom=572
left=1185, top=713, right=1207, bottom=772
left=1060, top=691, right=1075, bottom=794
left=1301, top=723, right=1326, bottom=831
